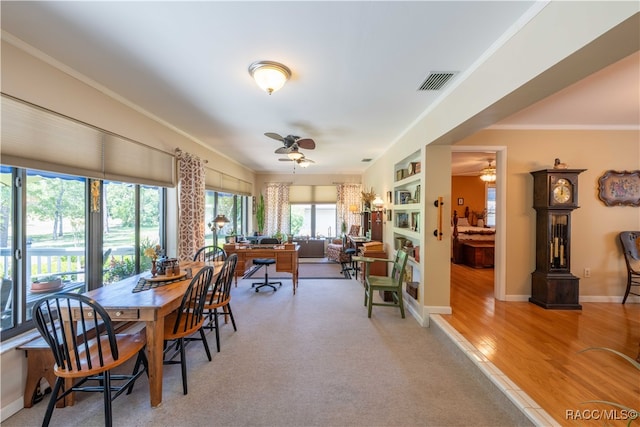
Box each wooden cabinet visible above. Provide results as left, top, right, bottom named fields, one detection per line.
left=462, top=242, right=494, bottom=268
left=292, top=239, right=325, bottom=258
left=363, top=211, right=383, bottom=242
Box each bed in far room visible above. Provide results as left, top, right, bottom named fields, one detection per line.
left=452, top=210, right=495, bottom=268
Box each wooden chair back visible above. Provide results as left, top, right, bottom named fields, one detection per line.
left=390, top=249, right=409, bottom=286
left=207, top=254, right=237, bottom=307
left=619, top=231, right=640, bottom=263
left=193, top=245, right=227, bottom=263
left=170, top=266, right=214, bottom=336
left=32, top=293, right=120, bottom=373
left=618, top=231, right=640, bottom=304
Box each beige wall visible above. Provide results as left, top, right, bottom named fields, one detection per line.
left=254, top=173, right=361, bottom=191
left=457, top=129, right=640, bottom=299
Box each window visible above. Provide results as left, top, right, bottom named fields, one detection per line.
left=103, top=182, right=164, bottom=284
left=206, top=190, right=249, bottom=245
left=486, top=185, right=496, bottom=227
left=1, top=165, right=166, bottom=340
left=290, top=204, right=337, bottom=238
left=1, top=168, right=14, bottom=332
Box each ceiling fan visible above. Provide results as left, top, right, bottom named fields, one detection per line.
left=265, top=132, right=316, bottom=155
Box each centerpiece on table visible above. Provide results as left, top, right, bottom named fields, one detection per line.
left=144, top=245, right=163, bottom=277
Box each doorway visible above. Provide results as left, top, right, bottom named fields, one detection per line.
left=450, top=146, right=506, bottom=301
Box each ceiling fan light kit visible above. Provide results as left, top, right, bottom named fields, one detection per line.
left=287, top=150, right=304, bottom=161
left=248, top=61, right=291, bottom=95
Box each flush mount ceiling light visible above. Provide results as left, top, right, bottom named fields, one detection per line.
left=248, top=60, right=291, bottom=95
left=480, top=160, right=497, bottom=182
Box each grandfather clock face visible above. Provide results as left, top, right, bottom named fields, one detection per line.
left=549, top=175, right=575, bottom=207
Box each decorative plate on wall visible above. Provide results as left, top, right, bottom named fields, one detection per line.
left=597, top=170, right=640, bottom=206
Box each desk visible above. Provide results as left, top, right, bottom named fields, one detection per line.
left=224, top=244, right=299, bottom=294
left=348, top=236, right=370, bottom=251
left=81, top=261, right=215, bottom=407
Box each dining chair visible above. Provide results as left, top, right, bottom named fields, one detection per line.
left=32, top=293, right=148, bottom=427
left=193, top=245, right=227, bottom=263
left=619, top=231, right=640, bottom=304
left=203, top=253, right=238, bottom=352
left=361, top=249, right=409, bottom=318
left=163, top=266, right=214, bottom=395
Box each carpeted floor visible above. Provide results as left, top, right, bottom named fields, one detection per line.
left=244, top=260, right=349, bottom=280
left=4, top=276, right=533, bottom=427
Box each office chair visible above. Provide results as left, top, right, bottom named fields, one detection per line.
left=251, top=238, right=282, bottom=292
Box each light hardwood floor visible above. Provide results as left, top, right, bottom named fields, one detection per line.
left=443, top=263, right=640, bottom=426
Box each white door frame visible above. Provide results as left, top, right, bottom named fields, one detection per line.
left=451, top=146, right=507, bottom=300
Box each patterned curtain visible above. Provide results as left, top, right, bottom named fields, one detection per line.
left=265, top=183, right=290, bottom=237
left=176, top=149, right=206, bottom=261
left=336, top=183, right=362, bottom=235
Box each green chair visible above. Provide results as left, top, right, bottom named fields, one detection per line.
left=360, top=249, right=408, bottom=318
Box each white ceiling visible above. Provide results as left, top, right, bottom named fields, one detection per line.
left=1, top=2, right=638, bottom=176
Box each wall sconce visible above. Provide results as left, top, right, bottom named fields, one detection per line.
left=248, top=60, right=291, bottom=95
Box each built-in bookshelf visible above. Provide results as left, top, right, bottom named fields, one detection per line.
left=392, top=150, right=422, bottom=301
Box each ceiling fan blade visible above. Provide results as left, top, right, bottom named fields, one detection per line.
left=274, top=147, right=289, bottom=154
left=278, top=158, right=293, bottom=162
left=265, top=132, right=284, bottom=142
left=299, top=158, right=315, bottom=163
left=296, top=138, right=315, bottom=150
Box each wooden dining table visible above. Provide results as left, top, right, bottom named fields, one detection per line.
left=81, top=261, right=217, bottom=407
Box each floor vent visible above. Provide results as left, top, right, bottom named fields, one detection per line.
left=418, top=71, right=457, bottom=91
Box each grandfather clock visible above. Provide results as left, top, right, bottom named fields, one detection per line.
left=530, top=168, right=585, bottom=309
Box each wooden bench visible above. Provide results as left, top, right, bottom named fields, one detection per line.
left=17, top=321, right=138, bottom=408
left=18, top=336, right=71, bottom=408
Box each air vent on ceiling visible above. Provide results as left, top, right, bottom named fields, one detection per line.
left=418, top=71, right=457, bottom=91
left=361, top=158, right=372, bottom=162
